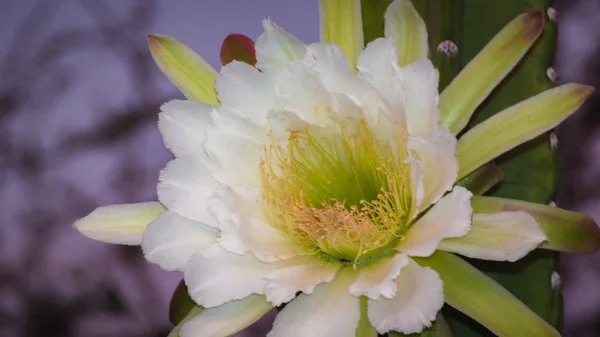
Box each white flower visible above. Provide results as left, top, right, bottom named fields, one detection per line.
left=75, top=1, right=598, bottom=336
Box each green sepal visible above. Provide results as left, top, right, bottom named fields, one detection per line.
left=472, top=196, right=600, bottom=253
left=415, top=252, right=560, bottom=337
left=169, top=279, right=198, bottom=325
left=148, top=34, right=219, bottom=105
left=455, top=162, right=503, bottom=196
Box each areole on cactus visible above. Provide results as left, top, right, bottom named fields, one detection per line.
left=74, top=0, right=600, bottom=336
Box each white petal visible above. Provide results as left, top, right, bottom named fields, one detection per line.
left=218, top=213, right=313, bottom=263
left=158, top=100, right=212, bottom=158
left=256, top=19, right=307, bottom=73
left=267, top=268, right=361, bottom=337
left=179, top=295, right=272, bottom=337
left=74, top=202, right=164, bottom=245
left=408, top=127, right=458, bottom=215
left=349, top=254, right=409, bottom=300
left=368, top=259, right=444, bottom=334
left=141, top=211, right=217, bottom=271
left=401, top=59, right=440, bottom=136
left=397, top=186, right=473, bottom=257
left=272, top=60, right=334, bottom=125
left=206, top=185, right=311, bottom=262
left=263, top=256, right=341, bottom=306
left=204, top=108, right=266, bottom=189
left=184, top=244, right=272, bottom=308
left=157, top=156, right=219, bottom=226
left=357, top=38, right=405, bottom=121
left=438, top=211, right=547, bottom=262
left=302, top=44, right=378, bottom=116
left=216, top=61, right=276, bottom=125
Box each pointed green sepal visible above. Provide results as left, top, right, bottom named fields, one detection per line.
left=319, top=0, right=364, bottom=70
left=357, top=296, right=378, bottom=337
left=439, top=11, right=544, bottom=134
left=168, top=305, right=203, bottom=337
left=388, top=313, right=453, bottom=337
left=220, top=34, right=257, bottom=66
left=169, top=279, right=197, bottom=325
left=414, top=252, right=560, bottom=337
left=148, top=34, right=219, bottom=105
left=472, top=196, right=600, bottom=253
left=455, top=162, right=503, bottom=196
left=168, top=295, right=271, bottom=337
left=456, top=83, right=594, bottom=179
left=384, top=0, right=429, bottom=67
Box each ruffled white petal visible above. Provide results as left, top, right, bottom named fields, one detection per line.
left=438, top=211, right=547, bottom=262
left=204, top=108, right=266, bottom=189
left=158, top=100, right=212, bottom=157
left=179, top=295, right=272, bottom=337
left=357, top=38, right=405, bottom=122
left=302, top=44, right=378, bottom=120
left=184, top=244, right=272, bottom=308
left=267, top=268, right=360, bottom=337
left=157, top=156, right=219, bottom=227
left=256, top=19, right=307, bottom=74
left=367, top=259, right=444, bottom=334
left=74, top=202, right=164, bottom=245
left=216, top=61, right=276, bottom=125
left=397, top=186, right=473, bottom=257
left=141, top=211, right=217, bottom=271
left=263, top=256, right=341, bottom=306
left=401, top=59, right=440, bottom=136
left=349, top=254, right=409, bottom=300
left=408, top=127, right=459, bottom=215
left=219, top=215, right=313, bottom=262
left=272, top=60, right=334, bottom=125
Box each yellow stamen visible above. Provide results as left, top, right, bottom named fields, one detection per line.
left=261, top=117, right=413, bottom=263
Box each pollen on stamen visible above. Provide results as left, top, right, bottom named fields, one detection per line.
left=260, top=119, right=414, bottom=263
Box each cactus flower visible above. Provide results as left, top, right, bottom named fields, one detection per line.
left=74, top=0, right=599, bottom=336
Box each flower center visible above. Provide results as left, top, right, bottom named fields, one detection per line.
left=260, top=119, right=413, bottom=264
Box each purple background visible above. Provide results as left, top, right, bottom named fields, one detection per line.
left=0, top=1, right=599, bottom=336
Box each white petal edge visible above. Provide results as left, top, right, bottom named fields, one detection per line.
left=357, top=38, right=406, bottom=122
left=141, top=211, right=218, bottom=271
left=158, top=100, right=212, bottom=158
left=203, top=108, right=266, bottom=190
left=349, top=254, right=409, bottom=300
left=396, top=186, right=473, bottom=257
left=267, top=267, right=361, bottom=337
left=74, top=202, right=164, bottom=245
left=218, top=213, right=315, bottom=263
left=256, top=19, right=307, bottom=74
left=263, top=256, right=342, bottom=306
left=209, top=185, right=313, bottom=262
left=407, top=127, right=459, bottom=217
left=438, top=211, right=547, bottom=262
left=179, top=295, right=272, bottom=337
left=400, top=59, right=440, bottom=136
left=367, top=259, right=444, bottom=334
left=157, top=155, right=219, bottom=227
left=183, top=244, right=272, bottom=308
left=216, top=61, right=276, bottom=126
